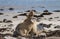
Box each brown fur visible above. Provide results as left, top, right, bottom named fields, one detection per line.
left=15, top=11, right=37, bottom=37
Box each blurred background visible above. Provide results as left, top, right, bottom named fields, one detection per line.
left=0, top=0, right=60, bottom=12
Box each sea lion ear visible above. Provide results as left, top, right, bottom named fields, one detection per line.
left=27, top=11, right=34, bottom=18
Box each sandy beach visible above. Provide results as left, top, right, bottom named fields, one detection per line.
left=0, top=9, right=60, bottom=39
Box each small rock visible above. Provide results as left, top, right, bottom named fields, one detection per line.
left=18, top=13, right=27, bottom=16
left=53, top=10, right=60, bottom=12
left=13, top=16, right=17, bottom=18
left=0, top=13, right=4, bottom=15
left=5, top=20, right=12, bottom=23
left=3, top=19, right=7, bottom=22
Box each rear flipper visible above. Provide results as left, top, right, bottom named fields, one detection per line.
left=13, top=31, right=19, bottom=37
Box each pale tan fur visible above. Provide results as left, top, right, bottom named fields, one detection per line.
left=15, top=11, right=40, bottom=37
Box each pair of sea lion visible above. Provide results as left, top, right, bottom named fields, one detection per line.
left=13, top=11, right=42, bottom=37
